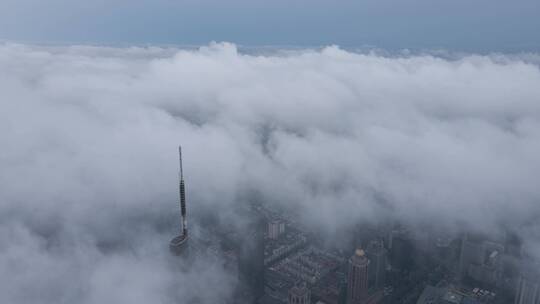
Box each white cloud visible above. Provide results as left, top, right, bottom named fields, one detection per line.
left=1, top=42, right=540, bottom=303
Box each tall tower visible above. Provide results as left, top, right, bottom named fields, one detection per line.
left=347, top=248, right=369, bottom=304
left=170, top=146, right=189, bottom=256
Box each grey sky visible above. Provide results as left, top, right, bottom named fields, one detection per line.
left=1, top=0, right=539, bottom=51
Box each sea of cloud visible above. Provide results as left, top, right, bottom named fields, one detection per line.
left=1, top=42, right=539, bottom=303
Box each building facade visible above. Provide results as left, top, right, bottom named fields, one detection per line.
left=289, top=282, right=311, bottom=304
left=515, top=274, right=540, bottom=304
left=366, top=240, right=387, bottom=290
left=268, top=220, right=286, bottom=240
left=347, top=249, right=369, bottom=304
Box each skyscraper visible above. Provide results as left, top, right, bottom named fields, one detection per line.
left=347, top=248, right=369, bottom=304
left=366, top=240, right=387, bottom=290
left=515, top=272, right=540, bottom=304
left=170, top=146, right=189, bottom=256
left=268, top=219, right=285, bottom=240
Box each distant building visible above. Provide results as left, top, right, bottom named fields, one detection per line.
left=238, top=219, right=266, bottom=302
left=416, top=285, right=481, bottom=304
left=289, top=282, right=311, bottom=304
left=365, top=240, right=387, bottom=290
left=458, top=234, right=504, bottom=286
left=347, top=249, right=369, bottom=304
left=434, top=235, right=457, bottom=270
left=264, top=231, right=307, bottom=266
left=311, top=269, right=346, bottom=304
left=515, top=272, right=540, bottom=304
left=388, top=227, right=415, bottom=272
left=269, top=246, right=343, bottom=285
left=269, top=220, right=286, bottom=240
left=263, top=269, right=296, bottom=303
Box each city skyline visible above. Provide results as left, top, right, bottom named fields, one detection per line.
left=0, top=2, right=539, bottom=304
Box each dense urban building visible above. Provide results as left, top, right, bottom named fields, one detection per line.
left=269, top=220, right=286, bottom=240
left=515, top=272, right=540, bottom=304
left=388, top=227, right=415, bottom=272
left=365, top=240, right=387, bottom=290
left=289, top=283, right=311, bottom=304
left=347, top=249, right=369, bottom=304
left=416, top=285, right=481, bottom=304
left=167, top=151, right=537, bottom=304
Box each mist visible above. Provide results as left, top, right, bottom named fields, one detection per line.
left=1, top=42, right=540, bottom=303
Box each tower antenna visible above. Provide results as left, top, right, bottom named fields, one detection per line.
left=179, top=146, right=187, bottom=237
left=179, top=146, right=184, bottom=180
left=170, top=145, right=189, bottom=256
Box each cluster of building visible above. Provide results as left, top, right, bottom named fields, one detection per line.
left=264, top=226, right=307, bottom=266
left=255, top=215, right=539, bottom=304
left=168, top=146, right=540, bottom=304
left=269, top=246, right=343, bottom=284
left=256, top=206, right=389, bottom=304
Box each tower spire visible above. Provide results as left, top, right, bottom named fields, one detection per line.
left=179, top=145, right=184, bottom=180
left=170, top=145, right=189, bottom=256
left=179, top=146, right=187, bottom=237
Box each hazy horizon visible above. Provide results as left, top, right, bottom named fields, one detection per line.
left=1, top=2, right=540, bottom=303
left=1, top=0, right=540, bottom=52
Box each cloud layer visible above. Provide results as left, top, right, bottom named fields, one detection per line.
left=1, top=42, right=540, bottom=303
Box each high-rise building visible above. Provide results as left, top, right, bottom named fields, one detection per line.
left=238, top=220, right=266, bottom=302
left=458, top=233, right=504, bottom=285
left=458, top=234, right=484, bottom=278
left=347, top=248, right=369, bottom=304
left=515, top=272, right=540, bottom=304
left=388, top=227, right=414, bottom=272
left=170, top=146, right=189, bottom=256
left=416, top=285, right=481, bottom=304
left=289, top=282, right=311, bottom=304
left=268, top=220, right=285, bottom=240
left=365, top=240, right=387, bottom=290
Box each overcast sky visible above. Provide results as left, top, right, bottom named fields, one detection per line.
left=1, top=0, right=540, bottom=51
left=1, top=2, right=540, bottom=302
